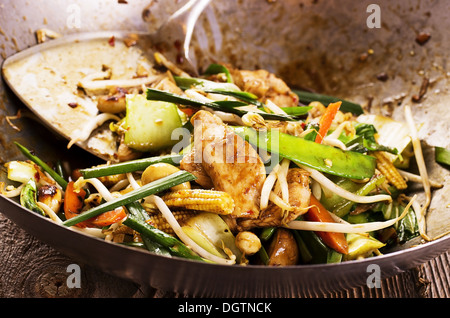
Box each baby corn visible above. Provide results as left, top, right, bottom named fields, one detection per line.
left=97, top=172, right=127, bottom=187
left=162, top=189, right=235, bottom=215
left=146, top=210, right=197, bottom=236
left=373, top=151, right=407, bottom=190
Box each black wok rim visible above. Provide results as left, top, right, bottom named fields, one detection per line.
left=1, top=193, right=448, bottom=297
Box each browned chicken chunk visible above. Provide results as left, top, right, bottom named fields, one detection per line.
left=182, top=110, right=266, bottom=218
left=180, top=147, right=214, bottom=189
left=238, top=168, right=311, bottom=230
left=228, top=67, right=299, bottom=108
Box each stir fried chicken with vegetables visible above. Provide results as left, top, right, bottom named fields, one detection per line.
left=1, top=52, right=444, bottom=266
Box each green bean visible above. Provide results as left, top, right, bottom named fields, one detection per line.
left=14, top=142, right=68, bottom=190
left=207, top=90, right=311, bottom=117
left=294, top=225, right=331, bottom=264
left=140, top=235, right=172, bottom=257
left=258, top=245, right=270, bottom=265
left=326, top=249, right=343, bottom=264
left=124, top=202, right=203, bottom=261
left=259, top=227, right=276, bottom=242
left=62, top=170, right=196, bottom=227
left=54, top=160, right=67, bottom=182
left=146, top=88, right=299, bottom=122
left=293, top=90, right=364, bottom=115
left=122, top=201, right=171, bottom=257
left=292, top=230, right=313, bottom=264
left=202, top=63, right=233, bottom=83
left=292, top=216, right=343, bottom=264
left=79, top=154, right=184, bottom=179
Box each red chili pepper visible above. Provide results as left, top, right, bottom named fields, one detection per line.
left=108, top=35, right=115, bottom=47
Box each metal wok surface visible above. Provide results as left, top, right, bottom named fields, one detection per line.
left=0, top=0, right=449, bottom=297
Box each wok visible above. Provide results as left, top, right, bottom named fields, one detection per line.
left=0, top=0, right=449, bottom=297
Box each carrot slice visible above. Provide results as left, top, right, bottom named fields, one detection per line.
left=305, top=195, right=349, bottom=254
left=64, top=181, right=89, bottom=228
left=179, top=106, right=199, bottom=117
left=314, top=101, right=342, bottom=144
left=64, top=181, right=127, bottom=228
left=87, top=207, right=127, bottom=227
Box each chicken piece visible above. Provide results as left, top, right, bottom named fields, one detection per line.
left=152, top=74, right=185, bottom=95
left=284, top=168, right=312, bottom=220
left=228, top=67, right=299, bottom=108
left=266, top=228, right=299, bottom=266
left=238, top=168, right=311, bottom=230
left=180, top=147, right=214, bottom=189
left=189, top=110, right=266, bottom=218
left=265, top=121, right=304, bottom=137
left=221, top=215, right=240, bottom=233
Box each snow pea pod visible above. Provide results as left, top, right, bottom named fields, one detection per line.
left=231, top=126, right=376, bottom=180
left=332, top=175, right=386, bottom=217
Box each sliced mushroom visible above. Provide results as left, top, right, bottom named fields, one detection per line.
left=266, top=228, right=299, bottom=266
left=141, top=162, right=191, bottom=191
